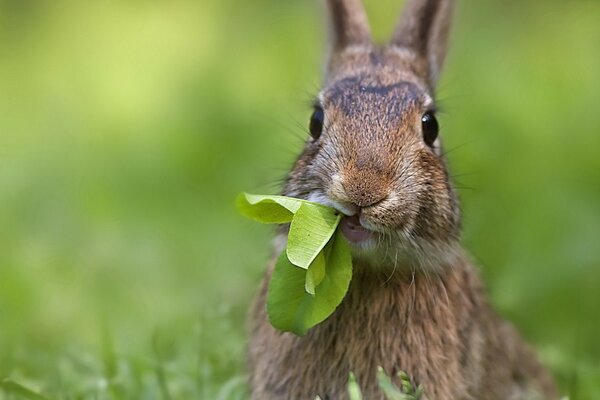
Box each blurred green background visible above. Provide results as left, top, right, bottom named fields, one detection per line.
left=0, top=0, right=599, bottom=398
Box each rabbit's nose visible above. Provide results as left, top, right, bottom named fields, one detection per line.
left=329, top=171, right=389, bottom=210
left=344, top=178, right=389, bottom=208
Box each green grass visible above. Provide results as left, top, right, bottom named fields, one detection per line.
left=0, top=0, right=599, bottom=399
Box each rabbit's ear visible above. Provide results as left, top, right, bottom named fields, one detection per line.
left=391, top=0, right=454, bottom=88
left=325, top=0, right=371, bottom=73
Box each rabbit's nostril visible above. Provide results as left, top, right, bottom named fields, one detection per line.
left=344, top=182, right=389, bottom=208
left=351, top=193, right=386, bottom=208
left=339, top=168, right=390, bottom=208
left=326, top=172, right=388, bottom=214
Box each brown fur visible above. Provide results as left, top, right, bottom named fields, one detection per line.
left=249, top=257, right=558, bottom=400
left=248, top=0, right=559, bottom=398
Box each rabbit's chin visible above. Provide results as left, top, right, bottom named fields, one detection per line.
left=347, top=232, right=463, bottom=273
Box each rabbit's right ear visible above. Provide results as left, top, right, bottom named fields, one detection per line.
left=325, top=0, right=371, bottom=77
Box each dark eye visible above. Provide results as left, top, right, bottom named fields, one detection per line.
left=309, top=107, right=324, bottom=140
left=421, top=111, right=439, bottom=147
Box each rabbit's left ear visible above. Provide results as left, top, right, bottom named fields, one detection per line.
left=391, top=0, right=455, bottom=89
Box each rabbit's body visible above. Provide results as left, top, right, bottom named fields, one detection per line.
left=249, top=246, right=558, bottom=400
left=248, top=0, right=559, bottom=398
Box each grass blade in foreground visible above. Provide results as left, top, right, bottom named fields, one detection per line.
left=0, top=379, right=52, bottom=400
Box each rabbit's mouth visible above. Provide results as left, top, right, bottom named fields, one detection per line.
left=340, top=215, right=377, bottom=247
left=304, top=190, right=381, bottom=249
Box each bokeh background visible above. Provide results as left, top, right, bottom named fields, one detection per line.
left=0, top=0, right=599, bottom=398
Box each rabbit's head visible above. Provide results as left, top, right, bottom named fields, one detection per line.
left=284, top=0, right=460, bottom=270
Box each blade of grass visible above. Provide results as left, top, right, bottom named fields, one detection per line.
left=347, top=372, right=363, bottom=400
left=0, top=379, right=53, bottom=400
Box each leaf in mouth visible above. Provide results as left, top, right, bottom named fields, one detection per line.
left=237, top=192, right=353, bottom=335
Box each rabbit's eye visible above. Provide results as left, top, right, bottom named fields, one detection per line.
left=421, top=111, right=439, bottom=147
left=309, top=107, right=324, bottom=140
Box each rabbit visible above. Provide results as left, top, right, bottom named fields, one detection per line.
left=247, top=0, right=560, bottom=399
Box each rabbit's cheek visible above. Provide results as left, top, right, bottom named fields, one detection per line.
left=361, top=194, right=417, bottom=231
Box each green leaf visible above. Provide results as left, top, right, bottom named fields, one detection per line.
left=267, top=232, right=352, bottom=335
left=267, top=251, right=309, bottom=334
left=238, top=192, right=353, bottom=335
left=236, top=193, right=304, bottom=224
left=305, top=251, right=326, bottom=295
left=287, top=203, right=341, bottom=269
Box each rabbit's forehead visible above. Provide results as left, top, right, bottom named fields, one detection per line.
left=321, top=75, right=431, bottom=125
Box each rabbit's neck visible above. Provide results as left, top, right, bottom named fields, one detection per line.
left=332, top=256, right=482, bottom=329
left=350, top=239, right=464, bottom=273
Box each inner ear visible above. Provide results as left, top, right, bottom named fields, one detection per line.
left=390, top=0, right=455, bottom=89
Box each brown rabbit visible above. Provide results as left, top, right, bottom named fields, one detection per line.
left=248, top=0, right=560, bottom=399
